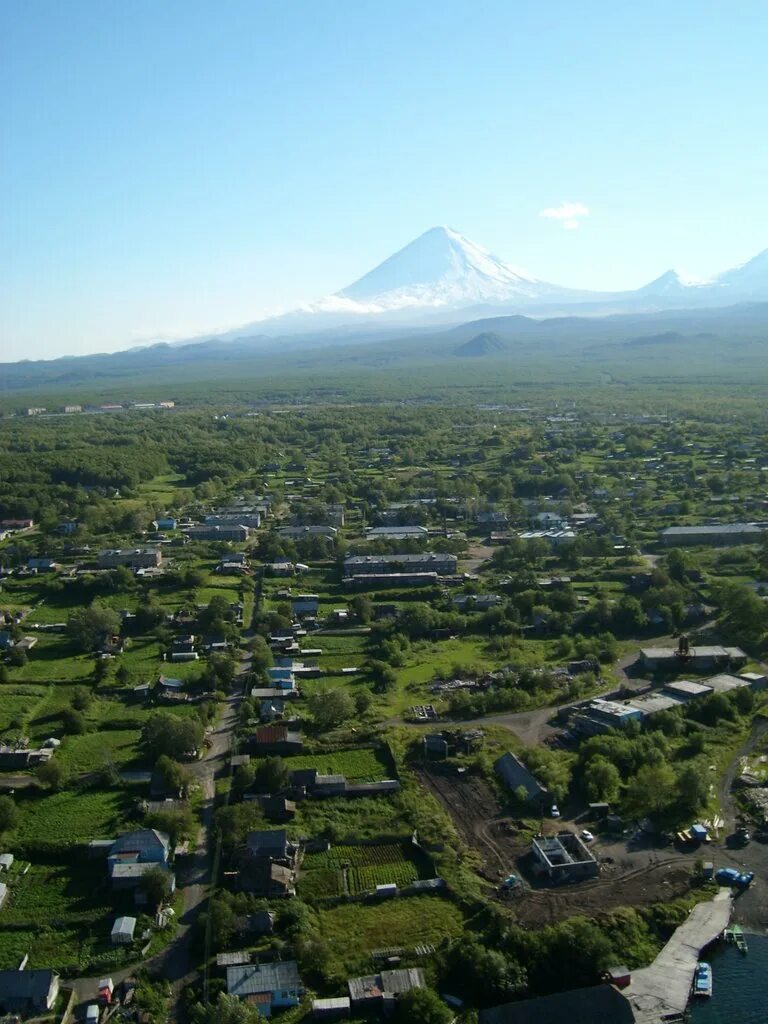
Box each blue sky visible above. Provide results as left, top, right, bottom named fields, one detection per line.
left=2, top=0, right=767, bottom=358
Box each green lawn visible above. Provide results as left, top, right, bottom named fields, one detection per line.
left=8, top=636, right=94, bottom=683
left=285, top=747, right=392, bottom=782
left=56, top=729, right=144, bottom=774
left=12, top=788, right=136, bottom=854
left=316, top=896, right=464, bottom=974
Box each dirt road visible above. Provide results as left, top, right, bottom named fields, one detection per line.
left=72, top=695, right=240, bottom=1017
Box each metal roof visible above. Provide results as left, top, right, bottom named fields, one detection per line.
left=0, top=969, right=58, bottom=1000
left=226, top=961, right=302, bottom=996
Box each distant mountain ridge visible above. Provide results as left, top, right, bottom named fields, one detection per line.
left=206, top=226, right=768, bottom=343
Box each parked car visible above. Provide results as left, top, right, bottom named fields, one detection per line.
left=580, top=829, right=595, bottom=842
left=715, top=867, right=754, bottom=887
left=550, top=805, right=561, bottom=818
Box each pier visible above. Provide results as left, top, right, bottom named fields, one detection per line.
left=626, top=891, right=732, bottom=1023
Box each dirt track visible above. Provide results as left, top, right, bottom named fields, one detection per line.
left=418, top=767, right=713, bottom=924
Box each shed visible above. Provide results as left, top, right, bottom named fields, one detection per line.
left=0, top=854, right=13, bottom=871
left=375, top=883, right=398, bottom=898
left=606, top=965, right=631, bottom=988
left=0, top=882, right=7, bottom=909
left=312, top=997, right=351, bottom=1019
left=111, top=916, right=137, bottom=945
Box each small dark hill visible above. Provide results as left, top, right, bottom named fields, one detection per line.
left=453, top=331, right=509, bottom=357
left=624, top=331, right=690, bottom=347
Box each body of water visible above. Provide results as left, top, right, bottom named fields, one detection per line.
left=689, top=930, right=768, bottom=1023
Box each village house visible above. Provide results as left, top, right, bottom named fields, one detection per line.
left=347, top=968, right=425, bottom=1012
left=291, top=594, right=319, bottom=617
left=0, top=970, right=60, bottom=1015
left=239, top=829, right=298, bottom=897
left=106, top=829, right=174, bottom=899
left=247, top=725, right=303, bottom=756
left=494, top=752, right=548, bottom=807
left=226, top=960, right=304, bottom=1016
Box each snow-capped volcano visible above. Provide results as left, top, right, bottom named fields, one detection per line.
left=205, top=228, right=768, bottom=344
left=322, top=225, right=565, bottom=312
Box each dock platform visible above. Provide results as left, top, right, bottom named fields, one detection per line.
left=625, top=891, right=732, bottom=1023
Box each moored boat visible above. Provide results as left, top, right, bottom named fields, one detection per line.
left=693, top=961, right=713, bottom=998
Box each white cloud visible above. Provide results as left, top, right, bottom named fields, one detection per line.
left=540, top=201, right=590, bottom=230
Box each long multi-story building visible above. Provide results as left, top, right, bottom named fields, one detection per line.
left=99, top=547, right=162, bottom=569
left=660, top=523, right=764, bottom=546
left=185, top=525, right=250, bottom=542
left=343, top=552, right=457, bottom=576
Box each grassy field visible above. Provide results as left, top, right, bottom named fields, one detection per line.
left=299, top=842, right=425, bottom=899
left=284, top=747, right=393, bottom=782
left=315, top=896, right=464, bottom=974
left=12, top=788, right=136, bottom=854
left=56, top=729, right=144, bottom=774
left=292, top=794, right=406, bottom=841
left=1, top=862, right=112, bottom=926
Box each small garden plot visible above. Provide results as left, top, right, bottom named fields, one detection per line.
left=292, top=795, right=404, bottom=840
left=299, top=842, right=431, bottom=900
left=297, top=866, right=343, bottom=900
left=348, top=862, right=418, bottom=894
left=0, top=692, right=40, bottom=733
left=12, top=789, right=135, bottom=854
left=316, top=896, right=465, bottom=974
left=1, top=862, right=112, bottom=927
left=56, top=728, right=144, bottom=775
left=9, top=637, right=93, bottom=683
left=286, top=747, right=393, bottom=782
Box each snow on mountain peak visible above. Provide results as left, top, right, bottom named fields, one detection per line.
left=310, top=226, right=560, bottom=315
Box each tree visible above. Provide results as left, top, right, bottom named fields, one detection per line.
left=0, top=795, right=18, bottom=832
left=350, top=594, right=373, bottom=624
left=395, top=988, right=452, bottom=1024
left=233, top=762, right=256, bottom=792
left=204, top=896, right=237, bottom=950
left=584, top=756, right=621, bottom=803
left=253, top=756, right=289, bottom=794
left=308, top=688, right=354, bottom=730
left=67, top=600, right=121, bottom=653
left=141, top=865, right=174, bottom=910
left=8, top=647, right=27, bottom=667
left=145, top=807, right=196, bottom=847
left=368, top=660, right=397, bottom=693
left=155, top=754, right=190, bottom=796
left=192, top=993, right=264, bottom=1024
left=625, top=762, right=676, bottom=817
left=248, top=636, right=273, bottom=674
left=61, top=707, right=86, bottom=735
left=354, top=689, right=372, bottom=715
left=677, top=761, right=709, bottom=815
left=37, top=758, right=66, bottom=791
left=142, top=712, right=204, bottom=760
left=71, top=685, right=92, bottom=711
